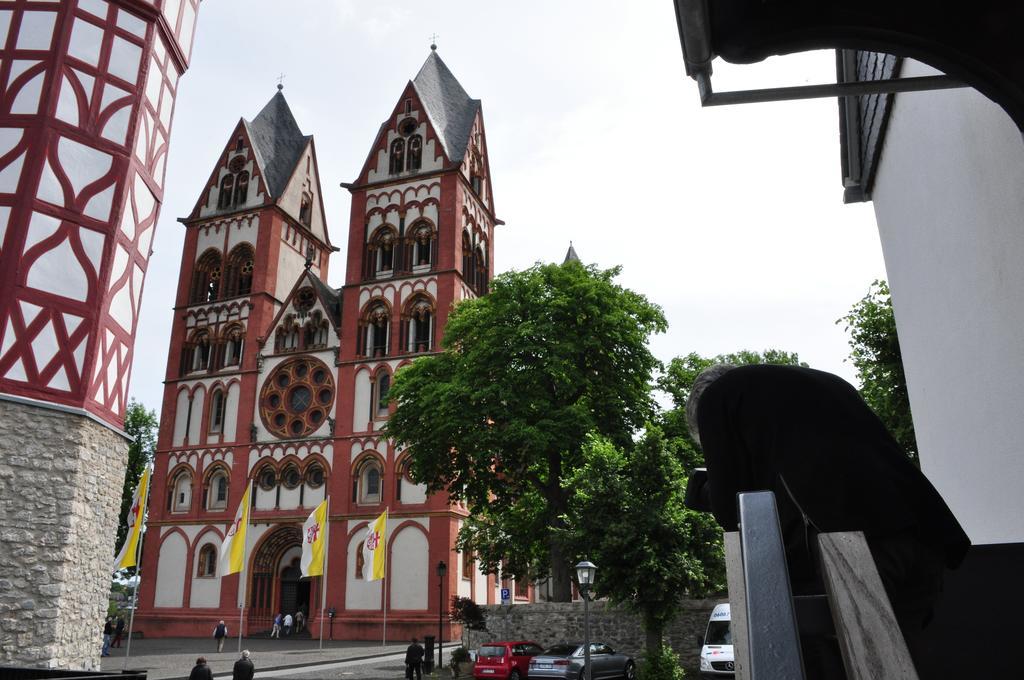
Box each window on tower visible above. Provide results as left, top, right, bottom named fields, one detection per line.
left=366, top=226, right=397, bottom=279
left=402, top=295, right=435, bottom=354
left=234, top=171, right=249, bottom=205
left=170, top=469, right=193, bottom=513
left=205, top=467, right=229, bottom=511
left=407, top=135, right=423, bottom=171
left=209, top=389, right=226, bottom=433
left=224, top=244, right=254, bottom=297
left=191, top=250, right=223, bottom=303
left=235, top=137, right=244, bottom=152
left=389, top=139, right=405, bottom=174
left=190, top=331, right=212, bottom=372
left=299, top=193, right=313, bottom=227
left=475, top=245, right=488, bottom=295
left=354, top=457, right=384, bottom=504
left=222, top=325, right=244, bottom=368
left=197, top=544, right=217, bottom=577
left=217, top=175, right=234, bottom=209
left=370, top=370, right=391, bottom=419
left=411, top=221, right=434, bottom=268
left=360, top=303, right=390, bottom=358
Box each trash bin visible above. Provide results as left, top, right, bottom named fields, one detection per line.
left=424, top=635, right=436, bottom=673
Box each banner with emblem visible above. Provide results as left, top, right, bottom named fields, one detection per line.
left=220, top=483, right=251, bottom=576
left=361, top=509, right=388, bottom=581
left=300, top=499, right=329, bottom=577
left=113, top=466, right=151, bottom=571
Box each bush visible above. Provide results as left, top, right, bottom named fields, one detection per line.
left=640, top=645, right=685, bottom=680
left=450, top=596, right=488, bottom=631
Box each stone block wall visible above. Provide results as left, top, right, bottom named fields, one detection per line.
left=0, top=399, right=128, bottom=670
left=464, top=599, right=722, bottom=674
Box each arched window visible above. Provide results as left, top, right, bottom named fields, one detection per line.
left=197, top=544, right=217, bottom=577
left=359, top=303, right=390, bottom=358
left=462, top=550, right=474, bottom=580
left=462, top=232, right=474, bottom=284
left=257, top=465, right=277, bottom=491
left=191, top=331, right=211, bottom=372
left=191, top=250, right=222, bottom=303
left=407, top=135, right=423, bottom=171
left=411, top=222, right=434, bottom=267
left=224, top=244, right=254, bottom=297
left=370, top=370, right=391, bottom=419
left=217, top=175, right=233, bottom=209
left=402, top=296, right=434, bottom=354
left=355, top=541, right=365, bottom=579
left=389, top=139, right=405, bottom=174
left=299, top=193, right=313, bottom=226
left=371, top=227, right=396, bottom=275
left=170, top=470, right=192, bottom=513
left=353, top=458, right=383, bottom=504
left=305, top=463, right=325, bottom=489
left=234, top=171, right=249, bottom=205
left=475, top=246, right=488, bottom=295
left=208, top=388, right=226, bottom=433
left=206, top=467, right=229, bottom=510
left=302, top=312, right=329, bottom=350
left=222, top=325, right=244, bottom=367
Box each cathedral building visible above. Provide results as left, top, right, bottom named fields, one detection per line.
left=136, top=50, right=521, bottom=639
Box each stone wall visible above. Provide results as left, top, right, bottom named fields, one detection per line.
left=464, top=599, right=722, bottom=674
left=0, top=399, right=128, bottom=670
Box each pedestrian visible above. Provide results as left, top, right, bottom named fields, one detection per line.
left=270, top=612, right=282, bottom=639
left=101, top=617, right=113, bottom=657
left=405, top=637, right=425, bottom=680
left=232, top=649, right=255, bottom=680
left=189, top=656, right=214, bottom=680
left=213, top=620, right=228, bottom=653
left=684, top=363, right=970, bottom=674
left=112, top=615, right=126, bottom=648
left=294, top=610, right=304, bottom=633
left=282, top=612, right=293, bottom=636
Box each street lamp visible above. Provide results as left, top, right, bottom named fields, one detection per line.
left=437, top=560, right=448, bottom=670
left=575, top=560, right=597, bottom=680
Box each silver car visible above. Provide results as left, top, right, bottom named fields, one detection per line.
left=528, top=642, right=636, bottom=680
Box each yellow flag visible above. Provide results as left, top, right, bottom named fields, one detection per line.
left=220, top=483, right=251, bottom=576
left=361, top=509, right=388, bottom=581
left=300, top=499, right=329, bottom=577
left=113, top=466, right=150, bottom=571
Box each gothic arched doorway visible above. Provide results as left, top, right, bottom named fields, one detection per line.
left=249, top=525, right=314, bottom=633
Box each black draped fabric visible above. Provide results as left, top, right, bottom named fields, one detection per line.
left=696, top=364, right=969, bottom=572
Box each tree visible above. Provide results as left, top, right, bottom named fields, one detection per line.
left=114, top=399, right=158, bottom=567
left=838, top=280, right=918, bottom=462
left=386, top=261, right=667, bottom=601
left=563, top=426, right=724, bottom=657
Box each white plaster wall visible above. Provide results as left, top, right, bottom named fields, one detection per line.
left=278, top=142, right=328, bottom=244
left=172, top=389, right=189, bottom=446
left=353, top=368, right=371, bottom=432
left=304, top=482, right=325, bottom=507
left=399, top=477, right=426, bottom=505
left=189, top=536, right=221, bottom=608
left=278, top=484, right=301, bottom=510
left=224, top=382, right=240, bottom=442
left=390, top=527, right=428, bottom=610
left=275, top=243, right=308, bottom=302
left=194, top=228, right=222, bottom=260
left=188, top=387, right=205, bottom=446
left=154, top=531, right=187, bottom=607
left=871, top=59, right=1024, bottom=544
left=475, top=563, right=488, bottom=605
left=345, top=531, right=381, bottom=609
left=255, top=484, right=275, bottom=510
left=457, top=553, right=472, bottom=599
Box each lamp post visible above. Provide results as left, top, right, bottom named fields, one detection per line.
left=575, top=560, right=597, bottom=680
left=437, top=560, right=448, bottom=670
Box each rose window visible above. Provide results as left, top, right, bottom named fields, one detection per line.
left=259, top=357, right=335, bottom=439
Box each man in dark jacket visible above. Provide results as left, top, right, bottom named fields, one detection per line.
left=405, top=638, right=425, bottom=680
left=188, top=657, right=213, bottom=680
left=685, top=364, right=970, bottom=665
left=232, top=650, right=254, bottom=680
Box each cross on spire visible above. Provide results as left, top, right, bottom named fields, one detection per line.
left=276, top=72, right=285, bottom=91
left=430, top=33, right=439, bottom=51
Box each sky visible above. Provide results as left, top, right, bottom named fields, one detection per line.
left=129, top=0, right=888, bottom=417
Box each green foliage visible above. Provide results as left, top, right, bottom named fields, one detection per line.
left=114, top=399, right=158, bottom=573
left=449, top=646, right=471, bottom=664
left=386, top=261, right=666, bottom=599
left=449, top=596, right=488, bottom=631
left=639, top=645, right=685, bottom=680
left=838, top=280, right=917, bottom=463
left=563, top=426, right=724, bottom=654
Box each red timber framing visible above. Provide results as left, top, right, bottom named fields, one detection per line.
left=0, top=0, right=200, bottom=428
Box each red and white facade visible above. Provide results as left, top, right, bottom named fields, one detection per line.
left=0, top=0, right=199, bottom=427
left=137, top=51, right=528, bottom=640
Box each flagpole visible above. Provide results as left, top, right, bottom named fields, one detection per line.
left=122, top=465, right=151, bottom=669
left=318, top=495, right=330, bottom=653
left=382, top=507, right=389, bottom=647
left=237, top=478, right=252, bottom=654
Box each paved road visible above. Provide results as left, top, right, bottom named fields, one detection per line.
left=256, top=651, right=410, bottom=680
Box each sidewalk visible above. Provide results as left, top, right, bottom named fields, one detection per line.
left=100, top=637, right=407, bottom=680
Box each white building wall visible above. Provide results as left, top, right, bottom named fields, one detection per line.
left=871, top=59, right=1024, bottom=544
left=172, top=388, right=189, bottom=446
left=189, top=535, right=221, bottom=608
left=345, top=532, right=381, bottom=609
left=390, top=527, right=428, bottom=610
left=154, top=530, right=187, bottom=607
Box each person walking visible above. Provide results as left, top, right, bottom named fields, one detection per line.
left=112, top=615, right=126, bottom=648
left=294, top=610, right=304, bottom=634
left=189, top=656, right=214, bottom=680
left=405, top=638, right=425, bottom=680
left=232, top=650, right=255, bottom=680
left=270, top=612, right=282, bottom=639
left=213, top=620, right=228, bottom=653
left=101, top=617, right=113, bottom=657
left=282, top=612, right=293, bottom=636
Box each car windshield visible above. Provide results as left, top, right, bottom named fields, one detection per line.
left=705, top=620, right=732, bottom=646
left=542, top=644, right=579, bottom=657
left=479, top=646, right=505, bottom=658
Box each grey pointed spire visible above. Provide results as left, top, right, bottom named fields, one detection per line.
left=244, top=90, right=311, bottom=198
left=563, top=242, right=580, bottom=264
left=412, top=51, right=481, bottom=163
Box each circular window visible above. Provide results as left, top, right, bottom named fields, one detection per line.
left=281, top=465, right=301, bottom=489
left=295, top=287, right=316, bottom=313
left=258, top=468, right=277, bottom=490
left=306, top=465, right=325, bottom=488
left=399, top=117, right=417, bottom=136
left=260, top=357, right=336, bottom=439
left=229, top=155, right=246, bottom=173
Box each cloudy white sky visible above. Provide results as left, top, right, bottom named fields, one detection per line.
left=129, top=0, right=888, bottom=416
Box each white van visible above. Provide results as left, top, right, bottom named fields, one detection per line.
left=699, top=603, right=734, bottom=679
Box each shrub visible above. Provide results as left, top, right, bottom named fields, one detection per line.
left=640, top=645, right=685, bottom=680
left=450, top=596, right=488, bottom=631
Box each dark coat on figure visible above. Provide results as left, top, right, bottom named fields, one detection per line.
left=232, top=657, right=255, bottom=680
left=695, top=364, right=970, bottom=574
left=188, top=663, right=214, bottom=680
left=405, top=642, right=425, bottom=665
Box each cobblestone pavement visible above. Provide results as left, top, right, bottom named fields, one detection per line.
left=99, top=637, right=407, bottom=680
left=251, top=652, right=411, bottom=680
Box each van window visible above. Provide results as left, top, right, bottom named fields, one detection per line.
left=479, top=646, right=506, bottom=658
left=705, top=620, right=732, bottom=646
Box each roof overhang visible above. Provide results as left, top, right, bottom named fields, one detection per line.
left=673, top=0, right=1024, bottom=128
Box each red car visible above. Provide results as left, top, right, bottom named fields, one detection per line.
left=474, top=641, right=545, bottom=680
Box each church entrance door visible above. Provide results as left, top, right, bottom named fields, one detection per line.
left=248, top=525, right=301, bottom=633
left=279, top=558, right=311, bottom=631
